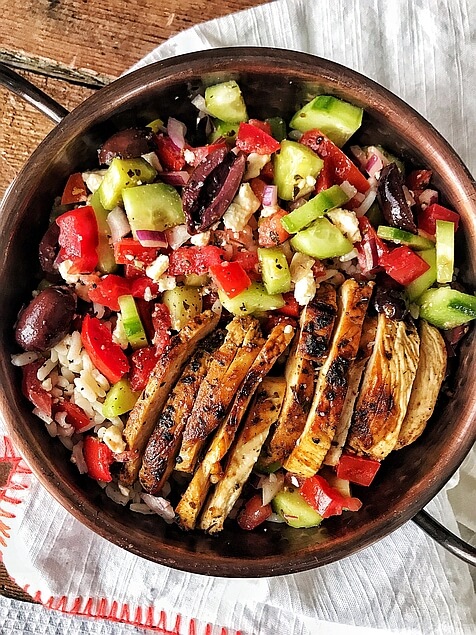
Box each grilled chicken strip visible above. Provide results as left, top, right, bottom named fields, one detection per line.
left=324, top=315, right=377, bottom=466
left=297, top=283, right=338, bottom=365
left=396, top=320, right=446, bottom=449
left=138, top=334, right=221, bottom=494
left=284, top=279, right=374, bottom=477
left=120, top=309, right=221, bottom=486
left=175, top=322, right=295, bottom=530
left=200, top=377, right=286, bottom=534
left=259, top=335, right=315, bottom=469
left=346, top=314, right=420, bottom=460
left=176, top=317, right=263, bottom=473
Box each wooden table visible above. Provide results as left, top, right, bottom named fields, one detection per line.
left=0, top=0, right=267, bottom=603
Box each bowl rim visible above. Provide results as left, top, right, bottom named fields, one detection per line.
left=1, top=46, right=476, bottom=576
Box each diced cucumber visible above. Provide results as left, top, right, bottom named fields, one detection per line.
left=118, top=295, right=148, bottom=350
left=145, top=118, right=164, bottom=133
left=102, top=378, right=140, bottom=418
left=272, top=487, right=323, bottom=528
left=274, top=140, right=323, bottom=201
left=266, top=116, right=287, bottom=141
left=255, top=460, right=282, bottom=474
left=122, top=183, right=184, bottom=234
left=204, top=80, right=248, bottom=123
left=184, top=273, right=210, bottom=287
left=218, top=282, right=284, bottom=316
left=290, top=95, right=363, bottom=147
left=290, top=217, right=353, bottom=259
left=258, top=247, right=292, bottom=295
left=209, top=119, right=239, bottom=143
left=282, top=185, right=349, bottom=233
left=376, top=225, right=434, bottom=250
left=89, top=190, right=118, bottom=273
left=162, top=286, right=202, bottom=331
left=436, top=219, right=455, bottom=284
left=405, top=249, right=437, bottom=302
left=417, top=286, right=476, bottom=329
left=98, top=158, right=157, bottom=210
left=366, top=201, right=384, bottom=227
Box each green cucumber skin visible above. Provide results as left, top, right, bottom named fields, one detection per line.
left=377, top=225, right=434, bottom=251
left=89, top=190, right=117, bottom=273
left=282, top=185, right=349, bottom=234
left=417, top=286, right=476, bottom=329
left=98, top=158, right=157, bottom=210
left=218, top=282, right=284, bottom=316
left=118, top=294, right=148, bottom=349
left=272, top=488, right=323, bottom=528
left=406, top=249, right=437, bottom=302
left=274, top=140, right=323, bottom=201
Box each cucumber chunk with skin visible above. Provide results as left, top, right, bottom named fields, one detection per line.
left=272, top=487, right=323, bottom=528
left=89, top=189, right=117, bottom=273
left=290, top=95, right=363, bottom=147
left=209, top=119, right=239, bottom=143
left=98, top=158, right=157, bottom=210
left=436, top=219, right=455, bottom=284
left=218, top=282, right=284, bottom=316
left=406, top=249, right=437, bottom=302
left=205, top=81, right=248, bottom=123
left=417, top=286, right=476, bottom=329
left=290, top=217, right=353, bottom=259
left=376, top=225, right=434, bottom=251
left=122, top=183, right=184, bottom=234
left=102, top=378, right=140, bottom=418
left=274, top=140, right=323, bottom=201
left=282, top=185, right=349, bottom=233
left=163, top=286, right=202, bottom=331
left=118, top=294, right=148, bottom=350
left=258, top=247, right=292, bottom=295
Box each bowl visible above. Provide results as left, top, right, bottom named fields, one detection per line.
left=0, top=48, right=475, bottom=576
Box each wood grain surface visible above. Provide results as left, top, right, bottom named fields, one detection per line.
left=0, top=0, right=267, bottom=603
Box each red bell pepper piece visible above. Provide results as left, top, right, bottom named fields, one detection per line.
left=56, top=205, right=99, bottom=274
left=113, top=238, right=159, bottom=266
left=260, top=160, right=275, bottom=182
left=168, top=246, right=227, bottom=276
left=406, top=169, right=432, bottom=191
left=300, top=129, right=370, bottom=194
left=154, top=134, right=185, bottom=171
left=258, top=209, right=291, bottom=247
left=417, top=203, right=460, bottom=236
left=237, top=494, right=272, bottom=530
left=151, top=303, right=172, bottom=355
left=235, top=122, right=281, bottom=155
left=315, top=157, right=335, bottom=193
left=81, top=315, right=129, bottom=384
left=60, top=172, right=88, bottom=205
left=129, top=276, right=159, bottom=301
left=83, top=435, right=114, bottom=482
left=379, top=246, right=430, bottom=286
left=22, top=360, right=53, bottom=417
left=56, top=401, right=91, bottom=431
left=300, top=474, right=362, bottom=519
left=336, top=453, right=381, bottom=487
left=129, top=345, right=160, bottom=392
left=276, top=292, right=300, bottom=318
left=231, top=249, right=259, bottom=275
left=209, top=261, right=251, bottom=298
left=355, top=216, right=389, bottom=274
left=247, top=118, right=273, bottom=136
left=88, top=274, right=132, bottom=311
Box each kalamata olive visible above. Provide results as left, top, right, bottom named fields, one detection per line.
left=98, top=127, right=154, bottom=165
left=38, top=222, right=60, bottom=274
left=372, top=286, right=408, bottom=321
left=15, top=287, right=76, bottom=352
left=182, top=147, right=246, bottom=234
left=377, top=162, right=417, bottom=233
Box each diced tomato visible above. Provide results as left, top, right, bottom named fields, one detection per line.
left=124, top=263, right=146, bottom=279
left=300, top=129, right=370, bottom=194
left=185, top=141, right=228, bottom=167
left=56, top=205, right=99, bottom=274
left=355, top=216, right=389, bottom=274
left=56, top=401, right=91, bottom=431
left=300, top=474, right=362, bottom=519
left=168, top=246, right=227, bottom=276
left=129, top=345, right=160, bottom=392
left=249, top=177, right=268, bottom=203
left=260, top=161, right=274, bottom=182
left=87, top=274, right=131, bottom=311
left=417, top=203, right=460, bottom=235
left=406, top=169, right=432, bottom=191
left=237, top=494, right=272, bottom=530
left=113, top=238, right=159, bottom=266
left=276, top=292, right=300, bottom=318
left=129, top=276, right=159, bottom=301
left=22, top=361, right=53, bottom=417
left=81, top=315, right=129, bottom=384
left=83, top=435, right=114, bottom=482
left=248, top=118, right=273, bottom=135
left=154, top=134, right=185, bottom=171
left=336, top=453, right=381, bottom=487
left=315, top=158, right=335, bottom=193
left=209, top=261, right=252, bottom=298
left=236, top=122, right=281, bottom=155
left=60, top=172, right=88, bottom=205
left=258, top=209, right=290, bottom=247
left=151, top=303, right=172, bottom=355
left=231, top=249, right=259, bottom=273
left=379, top=246, right=430, bottom=286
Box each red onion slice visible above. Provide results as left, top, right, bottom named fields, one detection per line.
left=262, top=184, right=278, bottom=207
left=160, top=171, right=190, bottom=186
left=167, top=117, right=187, bottom=150
left=107, top=208, right=131, bottom=242
left=135, top=230, right=168, bottom=248
left=417, top=188, right=439, bottom=210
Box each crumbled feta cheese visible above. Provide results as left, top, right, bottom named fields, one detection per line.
left=183, top=149, right=196, bottom=165
left=294, top=271, right=317, bottom=306
left=146, top=254, right=170, bottom=281
left=82, top=170, right=107, bottom=194
left=141, top=152, right=163, bottom=172
left=327, top=208, right=361, bottom=243
left=290, top=252, right=315, bottom=283
left=158, top=275, right=177, bottom=292
left=244, top=152, right=271, bottom=180
left=112, top=314, right=129, bottom=350
left=294, top=175, right=316, bottom=199
left=223, top=183, right=260, bottom=232
left=102, top=425, right=126, bottom=454
left=260, top=205, right=279, bottom=218
left=190, top=231, right=211, bottom=247
left=283, top=324, right=294, bottom=334
left=58, top=260, right=82, bottom=284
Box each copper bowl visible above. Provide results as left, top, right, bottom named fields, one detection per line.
left=0, top=48, right=475, bottom=576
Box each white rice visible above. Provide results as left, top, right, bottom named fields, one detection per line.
left=11, top=351, right=38, bottom=367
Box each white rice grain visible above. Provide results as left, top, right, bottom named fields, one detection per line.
left=71, top=440, right=88, bottom=474
left=11, top=352, right=38, bottom=366
left=68, top=331, right=82, bottom=362
left=45, top=421, right=58, bottom=437
left=37, top=358, right=57, bottom=381
left=130, top=503, right=155, bottom=515
left=41, top=378, right=53, bottom=392
left=32, top=407, right=53, bottom=425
